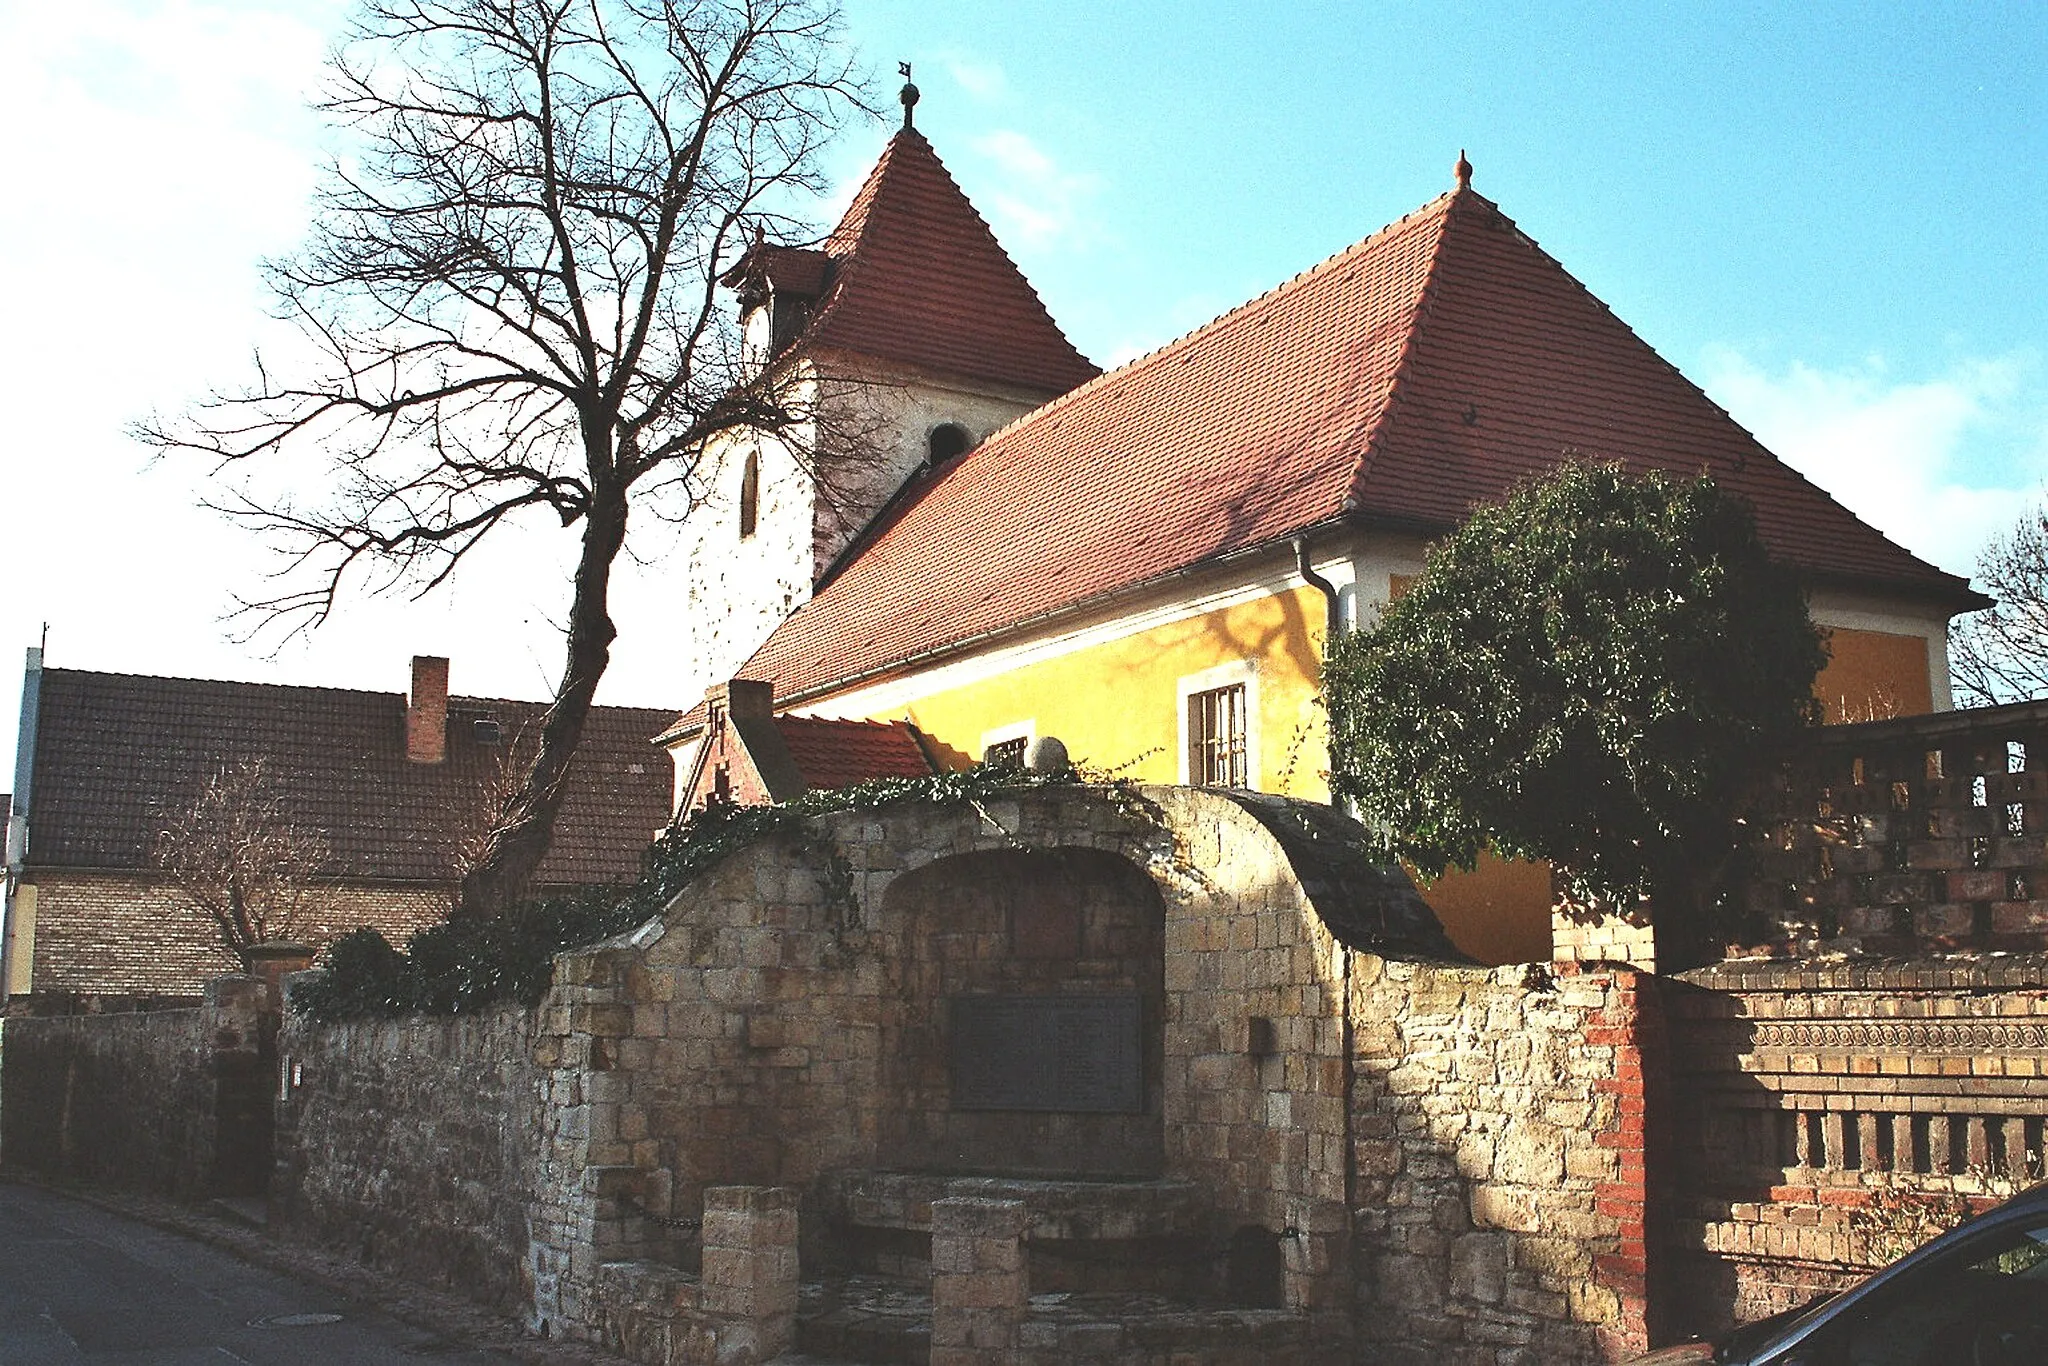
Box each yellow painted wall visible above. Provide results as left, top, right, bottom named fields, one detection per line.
left=1816, top=626, right=1933, bottom=723
left=1415, top=857, right=1555, bottom=965
left=842, top=593, right=1943, bottom=970
left=883, top=586, right=1331, bottom=793
left=854, top=586, right=1554, bottom=965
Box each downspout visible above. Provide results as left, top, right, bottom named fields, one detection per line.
left=1295, top=534, right=1351, bottom=814
left=1292, top=535, right=1343, bottom=646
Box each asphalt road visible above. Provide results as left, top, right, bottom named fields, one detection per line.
left=0, top=1182, right=528, bottom=1364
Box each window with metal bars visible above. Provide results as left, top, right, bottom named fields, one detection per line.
left=1188, top=683, right=1248, bottom=788
left=985, top=736, right=1028, bottom=769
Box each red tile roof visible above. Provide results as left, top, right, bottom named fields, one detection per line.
left=715, top=179, right=1979, bottom=711
left=792, top=128, right=1099, bottom=396
left=774, top=715, right=935, bottom=791
left=28, top=670, right=675, bottom=886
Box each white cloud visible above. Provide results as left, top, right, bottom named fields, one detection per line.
left=944, top=56, right=1008, bottom=102
left=1699, top=347, right=2048, bottom=579
left=967, top=129, right=1102, bottom=253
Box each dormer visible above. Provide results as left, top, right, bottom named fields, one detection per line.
left=720, top=241, right=833, bottom=374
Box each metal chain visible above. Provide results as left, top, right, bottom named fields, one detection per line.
left=616, top=1192, right=703, bottom=1232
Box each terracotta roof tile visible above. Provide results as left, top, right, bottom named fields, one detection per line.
left=774, top=715, right=935, bottom=791
left=796, top=128, right=1099, bottom=395
left=709, top=180, right=1976, bottom=715
left=28, top=670, right=675, bottom=886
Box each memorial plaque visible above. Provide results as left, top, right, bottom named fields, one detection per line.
left=950, top=994, right=1144, bottom=1113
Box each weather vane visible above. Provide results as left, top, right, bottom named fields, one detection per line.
left=899, top=62, right=919, bottom=128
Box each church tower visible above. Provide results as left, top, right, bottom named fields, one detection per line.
left=672, top=83, right=1099, bottom=710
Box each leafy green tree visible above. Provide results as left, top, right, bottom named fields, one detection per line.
left=1324, top=463, right=1824, bottom=961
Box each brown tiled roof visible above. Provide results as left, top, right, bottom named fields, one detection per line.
left=27, top=670, right=674, bottom=886
left=716, top=180, right=1978, bottom=709
left=775, top=715, right=934, bottom=791
left=792, top=127, right=1099, bottom=396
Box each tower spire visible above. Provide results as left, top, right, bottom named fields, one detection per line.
left=899, top=62, right=919, bottom=128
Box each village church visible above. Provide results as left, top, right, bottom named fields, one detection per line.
left=659, top=90, right=1981, bottom=966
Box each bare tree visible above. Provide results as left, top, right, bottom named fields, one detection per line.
left=141, top=0, right=867, bottom=915
left=153, top=760, right=337, bottom=970
left=1951, top=503, right=2048, bottom=706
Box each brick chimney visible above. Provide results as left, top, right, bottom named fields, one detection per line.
left=710, top=678, right=776, bottom=725
left=407, top=655, right=450, bottom=764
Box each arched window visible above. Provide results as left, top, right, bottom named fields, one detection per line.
left=927, top=422, right=972, bottom=465
left=738, top=451, right=759, bottom=539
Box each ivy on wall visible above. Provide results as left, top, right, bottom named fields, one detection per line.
left=293, top=764, right=1108, bottom=1020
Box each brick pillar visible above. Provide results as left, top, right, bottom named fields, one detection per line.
left=243, top=941, right=314, bottom=1008
left=931, top=1196, right=1028, bottom=1366
left=1553, top=897, right=1660, bottom=972
left=201, top=974, right=278, bottom=1198
left=700, top=1185, right=799, bottom=1365
left=1587, top=968, right=1661, bottom=1359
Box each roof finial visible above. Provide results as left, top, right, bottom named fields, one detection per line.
left=898, top=61, right=919, bottom=129
left=1454, top=149, right=1473, bottom=191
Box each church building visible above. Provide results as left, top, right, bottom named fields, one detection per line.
left=662, top=92, right=1985, bottom=964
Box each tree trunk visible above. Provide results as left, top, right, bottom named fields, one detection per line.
left=453, top=479, right=630, bottom=917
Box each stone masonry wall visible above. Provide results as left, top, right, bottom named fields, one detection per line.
left=525, top=785, right=1365, bottom=1341
left=273, top=1001, right=540, bottom=1314
left=1663, top=956, right=2048, bottom=1338
left=881, top=847, right=1167, bottom=1177
left=0, top=975, right=274, bottom=1197
left=1350, top=960, right=1655, bottom=1366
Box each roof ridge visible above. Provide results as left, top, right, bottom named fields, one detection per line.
left=40, top=668, right=401, bottom=702
left=1342, top=191, right=1465, bottom=507
left=38, top=667, right=677, bottom=715
left=963, top=190, right=1466, bottom=454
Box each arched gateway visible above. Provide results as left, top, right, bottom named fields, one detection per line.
left=526, top=784, right=1460, bottom=1358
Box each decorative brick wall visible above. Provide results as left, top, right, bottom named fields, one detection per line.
left=272, top=1001, right=541, bottom=1314
left=0, top=975, right=274, bottom=1197
left=1349, top=959, right=1657, bottom=1364
left=1737, top=698, right=2048, bottom=956
left=1664, top=956, right=2048, bottom=1337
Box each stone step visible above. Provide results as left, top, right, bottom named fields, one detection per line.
left=822, top=1170, right=1209, bottom=1240
left=795, top=1277, right=1331, bottom=1365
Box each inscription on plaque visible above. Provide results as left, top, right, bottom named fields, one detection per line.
left=950, top=994, right=1144, bottom=1113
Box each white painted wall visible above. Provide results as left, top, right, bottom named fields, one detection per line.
left=664, top=350, right=1064, bottom=713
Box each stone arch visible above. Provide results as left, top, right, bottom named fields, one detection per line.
left=875, top=845, right=1167, bottom=1178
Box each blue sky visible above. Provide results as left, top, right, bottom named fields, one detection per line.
left=3, top=0, right=2045, bottom=780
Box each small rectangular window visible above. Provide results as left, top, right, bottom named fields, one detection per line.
left=985, top=736, right=1028, bottom=769
left=1188, top=683, right=1248, bottom=788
